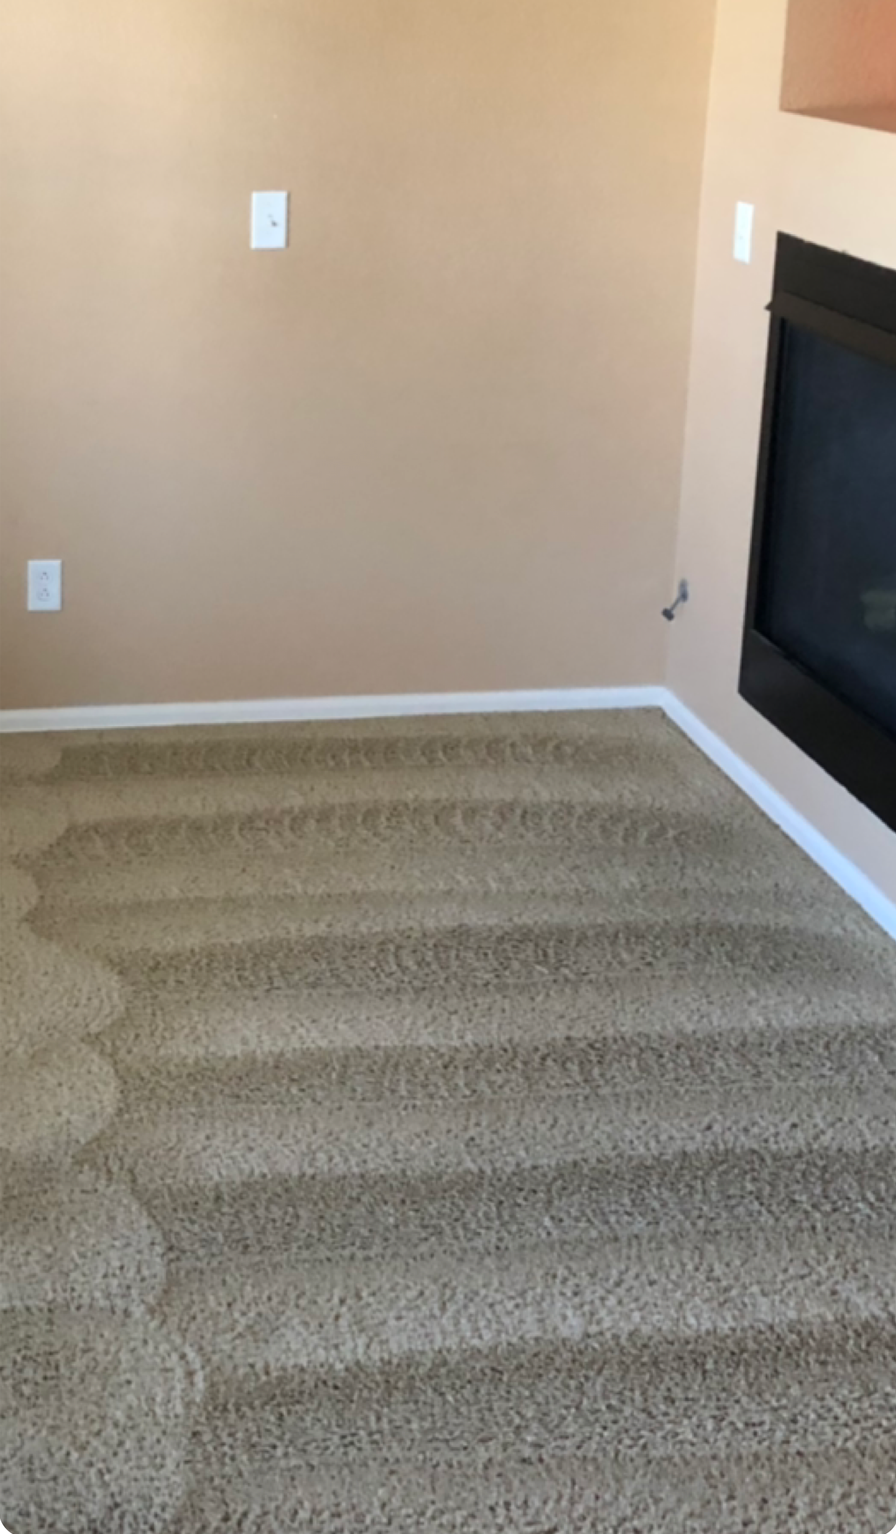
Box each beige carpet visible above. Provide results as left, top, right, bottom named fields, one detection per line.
left=1, top=709, right=895, bottom=1533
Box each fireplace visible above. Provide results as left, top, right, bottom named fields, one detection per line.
left=740, top=235, right=896, bottom=831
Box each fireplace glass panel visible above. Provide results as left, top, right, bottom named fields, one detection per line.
left=756, top=322, right=896, bottom=738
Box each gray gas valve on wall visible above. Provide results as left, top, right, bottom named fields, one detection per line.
left=662, top=579, right=690, bottom=622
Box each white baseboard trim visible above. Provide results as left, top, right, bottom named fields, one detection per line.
left=663, top=692, right=896, bottom=943
left=1, top=682, right=892, bottom=941
left=0, top=686, right=666, bottom=735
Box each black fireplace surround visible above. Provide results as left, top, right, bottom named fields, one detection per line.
left=740, top=235, right=896, bottom=832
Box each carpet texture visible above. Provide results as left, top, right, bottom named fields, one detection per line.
left=1, top=709, right=895, bottom=1533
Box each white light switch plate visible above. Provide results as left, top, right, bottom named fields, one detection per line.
left=734, top=201, right=754, bottom=264
left=251, top=191, right=289, bottom=250
left=27, top=559, right=62, bottom=611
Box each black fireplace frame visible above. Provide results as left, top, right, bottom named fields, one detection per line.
left=739, top=234, right=896, bottom=832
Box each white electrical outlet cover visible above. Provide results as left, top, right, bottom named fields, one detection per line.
left=251, top=191, right=289, bottom=250
left=27, top=559, right=63, bottom=611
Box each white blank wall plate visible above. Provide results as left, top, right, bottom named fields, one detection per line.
left=251, top=191, right=289, bottom=250
left=27, top=559, right=62, bottom=611
left=734, top=201, right=755, bottom=264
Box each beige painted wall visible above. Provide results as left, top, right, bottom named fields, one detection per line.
left=0, top=0, right=714, bottom=708
left=669, top=0, right=896, bottom=902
